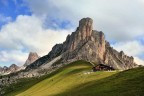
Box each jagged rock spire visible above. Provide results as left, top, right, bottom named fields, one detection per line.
left=77, top=17, right=93, bottom=40
left=26, top=17, right=137, bottom=70
left=0, top=64, right=19, bottom=74
left=24, top=52, right=39, bottom=67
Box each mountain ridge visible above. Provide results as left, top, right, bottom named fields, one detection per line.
left=27, top=17, right=137, bottom=70
left=0, top=52, right=39, bottom=75
left=0, top=64, right=19, bottom=75
left=24, top=52, right=40, bottom=67
left=0, top=17, right=138, bottom=95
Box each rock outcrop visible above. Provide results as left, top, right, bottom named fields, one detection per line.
left=0, top=64, right=19, bottom=74
left=24, top=52, right=39, bottom=67
left=9, top=64, right=19, bottom=73
left=27, top=17, right=136, bottom=70
left=0, top=66, right=2, bottom=73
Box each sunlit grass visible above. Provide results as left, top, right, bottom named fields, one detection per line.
left=5, top=61, right=144, bottom=96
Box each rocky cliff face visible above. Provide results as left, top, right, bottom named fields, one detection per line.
left=26, top=17, right=137, bottom=70
left=0, top=64, right=19, bottom=74
left=31, top=17, right=136, bottom=70
left=24, top=52, right=39, bottom=67
left=0, top=66, right=2, bottom=73
left=9, top=64, right=19, bottom=73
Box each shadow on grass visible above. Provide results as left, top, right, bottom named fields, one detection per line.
left=4, top=60, right=92, bottom=96
left=53, top=67, right=144, bottom=96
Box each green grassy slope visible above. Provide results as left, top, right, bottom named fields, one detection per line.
left=4, top=69, right=61, bottom=96
left=5, top=60, right=144, bottom=96
left=5, top=60, right=116, bottom=96
left=55, top=67, right=144, bottom=96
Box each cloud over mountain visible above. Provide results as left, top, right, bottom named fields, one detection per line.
left=0, top=15, right=71, bottom=66
left=0, top=0, right=144, bottom=66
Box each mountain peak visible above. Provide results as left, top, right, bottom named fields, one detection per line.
left=9, top=64, right=19, bottom=73
left=24, top=52, right=39, bottom=67
left=79, top=17, right=93, bottom=29
left=76, top=17, right=93, bottom=40
left=0, top=64, right=19, bottom=74
left=9, top=64, right=18, bottom=67
left=26, top=18, right=137, bottom=70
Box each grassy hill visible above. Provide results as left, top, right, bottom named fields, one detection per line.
left=5, top=60, right=144, bottom=96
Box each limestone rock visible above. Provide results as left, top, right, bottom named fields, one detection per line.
left=0, top=66, right=2, bottom=72
left=2, top=66, right=9, bottom=73
left=9, top=64, right=19, bottom=73
left=78, top=17, right=93, bottom=40
left=26, top=17, right=137, bottom=70
left=0, top=64, right=19, bottom=74
left=24, top=52, right=39, bottom=67
left=42, top=17, right=137, bottom=70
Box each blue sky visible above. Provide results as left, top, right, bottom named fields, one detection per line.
left=0, top=0, right=144, bottom=67
left=0, top=0, right=31, bottom=28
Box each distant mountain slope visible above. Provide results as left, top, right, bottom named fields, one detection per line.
left=0, top=52, right=39, bottom=76
left=0, top=64, right=19, bottom=75
left=4, top=61, right=144, bottom=96
left=24, top=52, right=40, bottom=67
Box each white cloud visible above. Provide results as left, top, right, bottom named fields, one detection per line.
left=0, top=15, right=71, bottom=66
left=26, top=0, right=144, bottom=41
left=112, top=41, right=144, bottom=65
left=112, top=41, right=144, bottom=56
left=1, top=0, right=144, bottom=66
left=25, top=0, right=144, bottom=65
left=134, top=57, right=144, bottom=65
left=0, top=50, right=28, bottom=66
